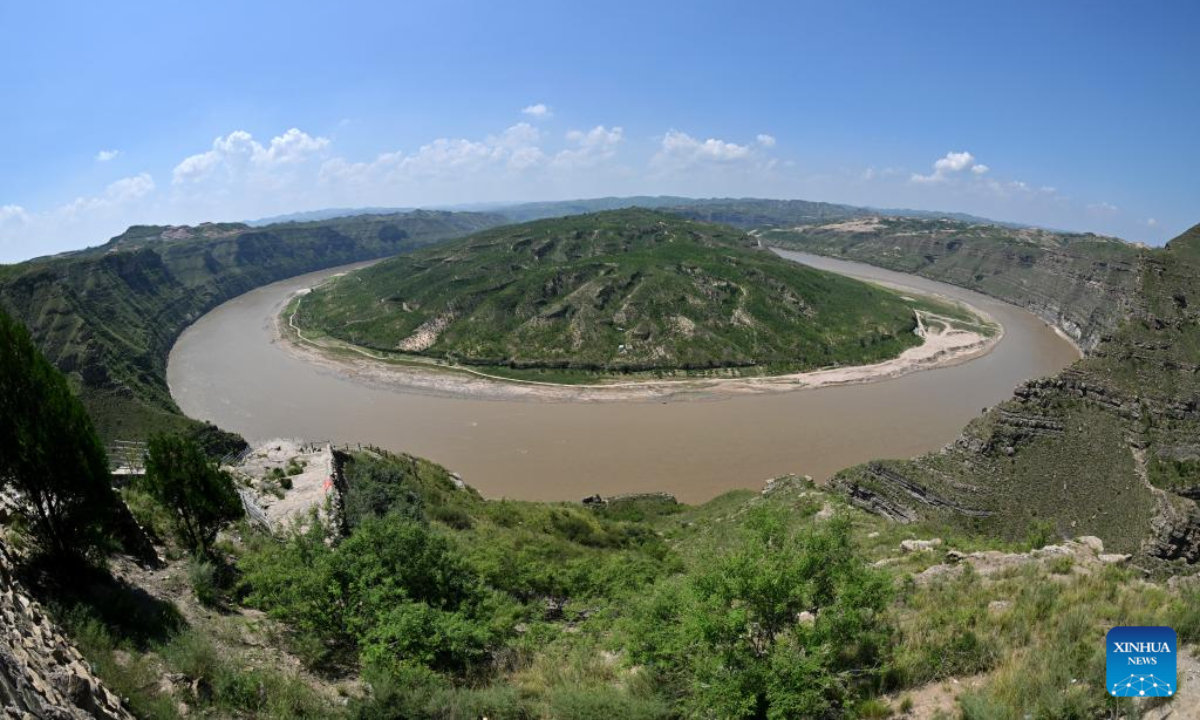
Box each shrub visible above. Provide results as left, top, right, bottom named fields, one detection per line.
left=187, top=556, right=221, bottom=608
left=141, top=433, right=244, bottom=554
left=240, top=515, right=513, bottom=679
left=547, top=687, right=670, bottom=720
left=430, top=503, right=473, bottom=530
left=0, top=307, right=118, bottom=557
left=342, top=456, right=425, bottom=529
left=627, top=508, right=893, bottom=718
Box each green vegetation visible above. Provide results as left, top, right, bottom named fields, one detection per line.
left=759, top=215, right=1141, bottom=350
left=0, top=210, right=505, bottom=441
left=141, top=433, right=244, bottom=554
left=161, top=452, right=1200, bottom=718
left=296, top=209, right=933, bottom=378
left=8, top=202, right=1200, bottom=718
left=626, top=512, right=892, bottom=718
left=0, top=306, right=117, bottom=557
left=52, top=583, right=336, bottom=719
left=8, top=406, right=1200, bottom=719
left=820, top=221, right=1200, bottom=563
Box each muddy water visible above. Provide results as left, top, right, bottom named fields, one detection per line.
left=167, top=251, right=1080, bottom=503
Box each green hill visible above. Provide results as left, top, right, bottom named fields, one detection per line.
left=0, top=210, right=505, bottom=441
left=295, top=209, right=935, bottom=378
left=818, top=222, right=1200, bottom=561
left=759, top=216, right=1142, bottom=350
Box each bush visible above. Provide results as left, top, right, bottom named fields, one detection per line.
left=548, top=687, right=670, bottom=720
left=187, top=557, right=221, bottom=608
left=353, top=664, right=532, bottom=720
left=0, top=307, right=118, bottom=557
left=626, top=508, right=893, bottom=718
left=430, top=504, right=473, bottom=530
left=141, top=433, right=244, bottom=554
left=240, top=515, right=513, bottom=679
left=160, top=629, right=333, bottom=718
left=342, top=456, right=425, bottom=529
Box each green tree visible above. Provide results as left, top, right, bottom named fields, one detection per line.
left=141, top=433, right=243, bottom=554
left=0, top=307, right=116, bottom=557
left=628, top=509, right=893, bottom=718
left=241, top=515, right=512, bottom=677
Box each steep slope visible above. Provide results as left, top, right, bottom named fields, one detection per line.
left=296, top=209, right=932, bottom=376
left=759, top=216, right=1142, bottom=350
left=0, top=545, right=132, bottom=719
left=832, top=223, right=1200, bottom=561
left=0, top=210, right=505, bottom=440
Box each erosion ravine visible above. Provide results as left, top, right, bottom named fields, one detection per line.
left=167, top=251, right=1080, bottom=503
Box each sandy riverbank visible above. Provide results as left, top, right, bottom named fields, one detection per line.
left=276, top=288, right=1002, bottom=403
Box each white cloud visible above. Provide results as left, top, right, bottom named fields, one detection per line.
left=1147, top=217, right=1159, bottom=227
left=756, top=133, right=776, bottom=148
left=653, top=130, right=753, bottom=169
left=105, top=173, right=156, bottom=202
left=912, top=150, right=989, bottom=183
left=95, top=149, right=120, bottom=162
left=0, top=204, right=29, bottom=227
left=318, top=123, right=551, bottom=192
left=936, top=151, right=975, bottom=173
left=522, top=103, right=551, bottom=118
left=862, top=166, right=903, bottom=181
left=553, top=126, right=624, bottom=169
left=173, top=128, right=329, bottom=184
left=264, top=128, right=330, bottom=164
left=1087, top=201, right=1119, bottom=214
left=403, top=123, right=545, bottom=175
left=60, top=173, right=157, bottom=216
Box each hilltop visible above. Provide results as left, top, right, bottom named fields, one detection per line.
left=757, top=219, right=1200, bottom=563
left=293, top=209, right=943, bottom=379
left=760, top=215, right=1141, bottom=350
left=0, top=210, right=506, bottom=441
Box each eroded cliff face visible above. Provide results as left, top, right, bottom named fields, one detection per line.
left=830, top=223, right=1200, bottom=562
left=0, top=546, right=133, bottom=719
left=761, top=217, right=1142, bottom=351
left=0, top=211, right=506, bottom=441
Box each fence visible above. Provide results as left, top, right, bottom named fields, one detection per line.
left=237, top=489, right=271, bottom=530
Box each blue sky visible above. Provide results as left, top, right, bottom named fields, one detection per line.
left=1, top=0, right=1197, bottom=261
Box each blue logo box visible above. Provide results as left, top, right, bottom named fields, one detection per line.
left=1107, top=626, right=1177, bottom=697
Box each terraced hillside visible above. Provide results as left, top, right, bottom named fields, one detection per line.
left=832, top=223, right=1200, bottom=562
left=295, top=209, right=936, bottom=378
left=0, top=210, right=505, bottom=440
left=760, top=216, right=1142, bottom=350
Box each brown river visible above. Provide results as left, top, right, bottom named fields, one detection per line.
left=167, top=251, right=1080, bottom=503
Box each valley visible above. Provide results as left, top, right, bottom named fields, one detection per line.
left=5, top=197, right=1200, bottom=720
left=167, top=247, right=1076, bottom=503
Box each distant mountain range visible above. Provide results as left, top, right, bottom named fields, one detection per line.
left=246, top=196, right=1030, bottom=232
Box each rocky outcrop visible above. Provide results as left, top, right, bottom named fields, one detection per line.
left=916, top=536, right=1129, bottom=585
left=1141, top=495, right=1200, bottom=563
left=765, top=216, right=1142, bottom=351
left=828, top=223, right=1200, bottom=563
left=0, top=547, right=133, bottom=719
